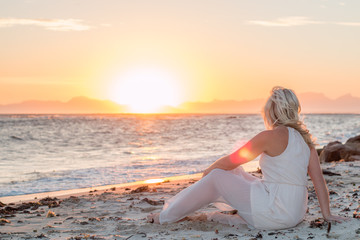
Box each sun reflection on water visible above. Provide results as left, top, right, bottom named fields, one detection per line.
left=144, top=178, right=164, bottom=184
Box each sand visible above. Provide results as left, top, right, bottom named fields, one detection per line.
left=0, top=161, right=359, bottom=240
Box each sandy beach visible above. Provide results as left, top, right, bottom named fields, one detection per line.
left=1, top=161, right=359, bottom=240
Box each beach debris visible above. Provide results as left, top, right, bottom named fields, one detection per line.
left=107, top=216, right=122, bottom=221
left=224, top=233, right=238, bottom=238
left=10, top=135, right=24, bottom=141
left=89, top=217, right=102, bottom=222
left=110, top=187, right=116, bottom=191
left=309, top=218, right=329, bottom=229
left=43, top=225, right=55, bottom=229
left=39, top=197, right=60, bottom=208
left=63, top=196, right=80, bottom=204
left=353, top=211, right=360, bottom=218
left=329, top=190, right=338, bottom=195
left=215, top=229, right=219, bottom=234
left=142, top=198, right=164, bottom=206
left=0, top=202, right=43, bottom=215
left=125, top=232, right=147, bottom=240
left=322, top=169, right=341, bottom=176
left=0, top=218, right=11, bottom=225
left=309, top=218, right=323, bottom=228
left=341, top=207, right=351, bottom=212
left=0, top=206, right=16, bottom=215
left=68, top=233, right=98, bottom=240
left=46, top=210, right=56, bottom=218
left=130, top=185, right=149, bottom=194
left=327, top=222, right=332, bottom=234
left=36, top=233, right=47, bottom=238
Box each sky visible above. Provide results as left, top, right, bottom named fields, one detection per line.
left=1, top=0, right=360, bottom=111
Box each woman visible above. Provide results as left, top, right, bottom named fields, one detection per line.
left=147, top=86, right=346, bottom=230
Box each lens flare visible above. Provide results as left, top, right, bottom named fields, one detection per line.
left=230, top=142, right=252, bottom=165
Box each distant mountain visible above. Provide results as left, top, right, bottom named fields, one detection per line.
left=174, top=93, right=360, bottom=114
left=0, top=93, right=359, bottom=114
left=298, top=93, right=360, bottom=113
left=0, top=96, right=128, bottom=114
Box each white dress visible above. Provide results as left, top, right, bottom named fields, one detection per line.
left=159, top=127, right=310, bottom=230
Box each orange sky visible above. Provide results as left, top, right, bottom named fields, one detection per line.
left=1, top=0, right=360, bottom=112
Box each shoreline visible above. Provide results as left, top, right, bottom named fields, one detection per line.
left=0, top=173, right=202, bottom=205
left=0, top=157, right=260, bottom=204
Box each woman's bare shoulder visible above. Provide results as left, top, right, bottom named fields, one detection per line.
left=256, top=126, right=289, bottom=156
left=256, top=126, right=288, bottom=140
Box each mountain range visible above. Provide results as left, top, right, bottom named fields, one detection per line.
left=0, top=93, right=359, bottom=114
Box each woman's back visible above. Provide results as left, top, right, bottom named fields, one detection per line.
left=261, top=126, right=310, bottom=186
left=251, top=127, right=310, bottom=229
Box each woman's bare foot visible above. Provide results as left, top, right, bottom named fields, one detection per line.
left=147, top=213, right=160, bottom=224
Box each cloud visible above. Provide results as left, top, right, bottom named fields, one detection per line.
left=335, top=22, right=360, bottom=26
left=247, top=17, right=324, bottom=27
left=0, top=18, right=91, bottom=31
left=247, top=17, right=360, bottom=27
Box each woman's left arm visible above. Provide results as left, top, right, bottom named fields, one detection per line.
left=202, top=131, right=269, bottom=177
left=308, top=147, right=348, bottom=222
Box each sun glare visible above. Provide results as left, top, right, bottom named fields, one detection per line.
left=109, top=67, right=182, bottom=113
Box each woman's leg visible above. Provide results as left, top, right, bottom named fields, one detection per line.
left=159, top=168, right=254, bottom=225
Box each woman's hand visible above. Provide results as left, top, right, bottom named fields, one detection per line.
left=323, top=214, right=349, bottom=223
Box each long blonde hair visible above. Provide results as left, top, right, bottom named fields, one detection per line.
left=262, top=86, right=315, bottom=148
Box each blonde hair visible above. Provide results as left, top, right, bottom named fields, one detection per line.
left=262, top=86, right=315, bottom=148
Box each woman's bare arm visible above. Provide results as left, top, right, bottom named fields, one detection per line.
left=202, top=131, right=269, bottom=177
left=308, top=147, right=348, bottom=222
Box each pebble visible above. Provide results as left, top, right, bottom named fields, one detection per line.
left=130, top=185, right=149, bottom=194
left=0, top=218, right=11, bottom=224
left=46, top=210, right=56, bottom=218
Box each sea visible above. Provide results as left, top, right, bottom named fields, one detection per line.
left=0, top=114, right=359, bottom=197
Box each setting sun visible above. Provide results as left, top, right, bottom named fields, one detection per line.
left=109, top=67, right=182, bottom=113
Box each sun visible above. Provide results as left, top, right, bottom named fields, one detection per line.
left=109, top=67, right=182, bottom=113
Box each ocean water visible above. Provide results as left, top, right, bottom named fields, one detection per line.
left=0, top=114, right=359, bottom=197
